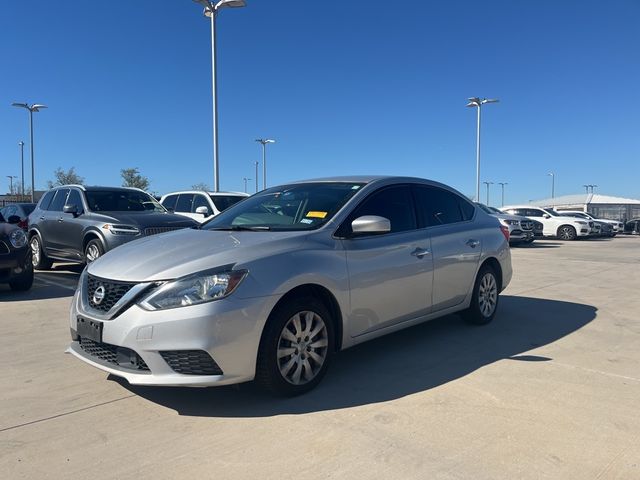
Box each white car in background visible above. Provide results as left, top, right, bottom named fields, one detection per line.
left=558, top=210, right=624, bottom=235
left=501, top=205, right=592, bottom=241
left=160, top=191, right=249, bottom=223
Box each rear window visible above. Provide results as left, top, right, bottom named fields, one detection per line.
left=210, top=195, right=246, bottom=212
left=21, top=204, right=36, bottom=215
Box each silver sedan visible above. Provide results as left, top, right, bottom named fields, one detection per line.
left=67, top=176, right=512, bottom=396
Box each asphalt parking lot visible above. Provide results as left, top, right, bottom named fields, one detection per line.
left=1, top=237, right=639, bottom=479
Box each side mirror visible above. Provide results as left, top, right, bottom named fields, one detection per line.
left=7, top=215, right=21, bottom=224
left=63, top=204, right=79, bottom=216
left=351, top=215, right=391, bottom=235
left=543, top=213, right=550, bottom=219
left=195, top=206, right=210, bottom=216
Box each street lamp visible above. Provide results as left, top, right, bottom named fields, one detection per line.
left=254, top=161, right=259, bottom=193
left=498, top=182, right=508, bottom=207
left=255, top=138, right=275, bottom=190
left=12, top=103, right=47, bottom=202
left=192, top=0, right=247, bottom=192
left=18, top=141, right=25, bottom=197
left=466, top=97, right=499, bottom=202
left=242, top=177, right=251, bottom=193
left=547, top=172, right=555, bottom=199
left=7, top=176, right=17, bottom=196
left=483, top=181, right=494, bottom=206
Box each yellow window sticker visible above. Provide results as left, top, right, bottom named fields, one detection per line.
left=306, top=211, right=328, bottom=219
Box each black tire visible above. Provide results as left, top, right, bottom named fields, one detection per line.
left=256, top=296, right=335, bottom=396
left=462, top=265, right=500, bottom=325
left=557, top=225, right=577, bottom=241
left=84, top=239, right=104, bottom=263
left=9, top=255, right=34, bottom=291
left=30, top=234, right=53, bottom=270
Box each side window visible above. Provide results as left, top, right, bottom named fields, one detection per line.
left=175, top=194, right=194, bottom=213
left=512, top=209, right=527, bottom=216
left=349, top=185, right=416, bottom=234
left=526, top=209, right=543, bottom=217
left=459, top=198, right=475, bottom=220
left=192, top=194, right=211, bottom=214
left=414, top=186, right=464, bottom=226
left=48, top=189, right=70, bottom=212
left=39, top=190, right=55, bottom=210
left=66, top=190, right=83, bottom=210
left=161, top=195, right=178, bottom=212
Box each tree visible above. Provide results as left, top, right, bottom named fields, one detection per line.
left=191, top=183, right=210, bottom=191
left=121, top=167, right=150, bottom=190
left=47, top=167, right=84, bottom=188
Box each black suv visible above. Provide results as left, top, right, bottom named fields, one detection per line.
left=0, top=211, right=33, bottom=291
left=28, top=186, right=197, bottom=269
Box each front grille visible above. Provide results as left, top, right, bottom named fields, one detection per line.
left=0, top=241, right=9, bottom=255
left=79, top=337, right=150, bottom=371
left=87, top=275, right=136, bottom=312
left=160, top=350, right=223, bottom=375
left=588, top=221, right=595, bottom=228
left=144, top=226, right=184, bottom=236
left=520, top=220, right=534, bottom=231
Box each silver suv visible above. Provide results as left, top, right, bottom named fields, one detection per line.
left=67, top=176, right=512, bottom=396
left=28, top=185, right=197, bottom=269
left=475, top=203, right=534, bottom=244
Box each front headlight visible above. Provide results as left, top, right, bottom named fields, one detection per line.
left=102, top=224, right=140, bottom=235
left=503, top=219, right=519, bottom=226
left=9, top=229, right=27, bottom=248
left=138, top=269, right=247, bottom=310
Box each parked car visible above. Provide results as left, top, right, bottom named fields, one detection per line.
left=67, top=176, right=512, bottom=396
left=558, top=211, right=621, bottom=236
left=501, top=206, right=592, bottom=240
left=475, top=203, right=534, bottom=245
left=28, top=185, right=197, bottom=269
left=160, top=190, right=249, bottom=223
left=0, top=203, right=36, bottom=231
left=0, top=211, right=33, bottom=291
left=623, top=218, right=640, bottom=235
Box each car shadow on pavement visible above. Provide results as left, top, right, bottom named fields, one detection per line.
left=112, top=295, right=596, bottom=417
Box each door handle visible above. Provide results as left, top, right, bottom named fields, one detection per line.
left=58, top=217, right=64, bottom=222
left=466, top=239, right=480, bottom=248
left=40, top=216, right=45, bottom=220
left=411, top=247, right=430, bottom=258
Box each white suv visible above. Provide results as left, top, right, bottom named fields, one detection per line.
left=558, top=210, right=624, bottom=235
left=501, top=206, right=592, bottom=240
left=160, top=191, right=249, bottom=223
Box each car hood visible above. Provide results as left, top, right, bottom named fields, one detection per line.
left=87, top=228, right=310, bottom=282
left=86, top=211, right=197, bottom=228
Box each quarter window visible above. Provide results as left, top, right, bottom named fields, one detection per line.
left=413, top=185, right=465, bottom=226
left=39, top=190, right=55, bottom=210
left=349, top=185, right=416, bottom=234
left=161, top=194, right=178, bottom=212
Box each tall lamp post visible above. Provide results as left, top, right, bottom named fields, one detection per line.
left=498, top=182, right=508, bottom=207
left=18, top=141, right=25, bottom=197
left=193, top=0, right=247, bottom=192
left=547, top=172, right=555, bottom=199
left=466, top=97, right=499, bottom=202
left=12, top=103, right=47, bottom=202
left=255, top=138, right=275, bottom=190
left=483, top=181, right=494, bottom=206
left=254, top=161, right=259, bottom=193
left=242, top=177, right=251, bottom=193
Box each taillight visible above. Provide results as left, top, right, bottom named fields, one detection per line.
left=500, top=225, right=510, bottom=241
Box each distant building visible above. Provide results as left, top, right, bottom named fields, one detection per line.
left=529, top=193, right=640, bottom=221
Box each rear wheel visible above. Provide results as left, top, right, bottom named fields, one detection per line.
left=557, top=225, right=577, bottom=241
left=463, top=265, right=500, bottom=325
left=256, top=296, right=334, bottom=396
left=84, top=239, right=104, bottom=263
left=30, top=235, right=53, bottom=270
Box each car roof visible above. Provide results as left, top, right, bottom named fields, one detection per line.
left=160, top=190, right=249, bottom=199
left=48, top=185, right=147, bottom=193
left=502, top=205, right=546, bottom=210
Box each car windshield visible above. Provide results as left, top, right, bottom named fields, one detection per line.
left=209, top=195, right=247, bottom=212
left=560, top=212, right=587, bottom=218
left=202, top=182, right=365, bottom=231
left=85, top=190, right=166, bottom=212
left=543, top=208, right=561, bottom=216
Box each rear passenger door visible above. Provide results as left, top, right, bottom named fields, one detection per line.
left=341, top=185, right=434, bottom=337
left=42, top=188, right=70, bottom=255
left=413, top=185, right=481, bottom=312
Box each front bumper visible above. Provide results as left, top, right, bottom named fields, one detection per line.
left=67, top=287, right=278, bottom=387
left=0, top=246, right=31, bottom=282
left=508, top=229, right=534, bottom=243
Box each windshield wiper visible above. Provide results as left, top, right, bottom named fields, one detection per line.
left=209, top=225, right=271, bottom=231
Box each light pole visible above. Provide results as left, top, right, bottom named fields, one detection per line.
left=193, top=0, right=246, bottom=192
left=547, top=172, right=555, bottom=199
left=255, top=138, right=275, bottom=190
left=466, top=97, right=499, bottom=202
left=254, top=161, right=259, bottom=193
left=12, top=103, right=47, bottom=202
left=242, top=177, right=251, bottom=193
left=498, top=182, right=508, bottom=207
left=483, top=181, right=494, bottom=205
left=7, top=176, right=17, bottom=196
left=591, top=184, right=598, bottom=193
left=583, top=184, right=590, bottom=194
left=18, top=141, right=25, bottom=197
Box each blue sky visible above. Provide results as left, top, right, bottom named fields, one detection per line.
left=1, top=0, right=638, bottom=205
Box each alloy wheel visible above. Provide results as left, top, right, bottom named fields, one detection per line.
left=85, top=244, right=101, bottom=263
left=30, top=237, right=40, bottom=267
left=478, top=273, right=498, bottom=318
left=277, top=310, right=329, bottom=385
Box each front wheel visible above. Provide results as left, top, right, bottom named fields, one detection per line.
left=84, top=239, right=104, bottom=263
left=256, top=297, right=334, bottom=396
left=557, top=225, right=577, bottom=241
left=463, top=265, right=500, bottom=325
